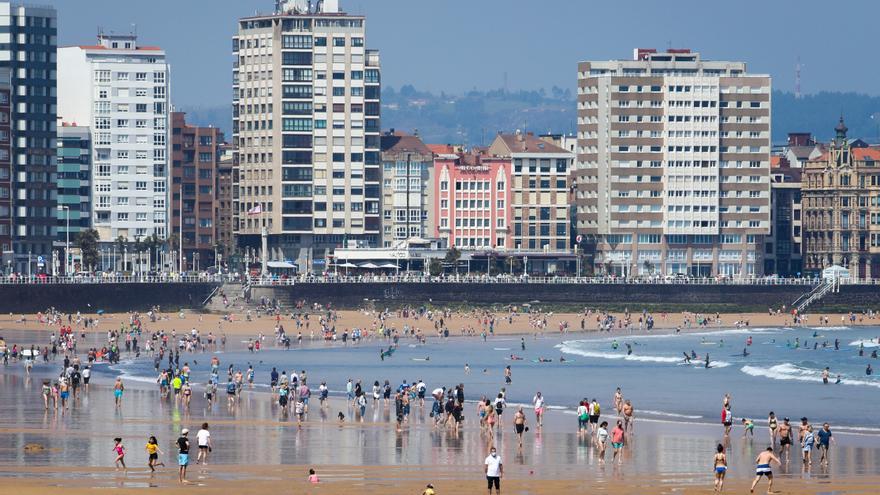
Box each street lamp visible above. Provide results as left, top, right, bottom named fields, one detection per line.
left=57, top=205, right=69, bottom=276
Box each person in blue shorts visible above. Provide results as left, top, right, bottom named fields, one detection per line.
left=177, top=429, right=190, bottom=483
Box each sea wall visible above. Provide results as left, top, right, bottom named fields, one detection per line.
left=0, top=283, right=219, bottom=313
left=251, top=282, right=816, bottom=313
left=812, top=285, right=880, bottom=313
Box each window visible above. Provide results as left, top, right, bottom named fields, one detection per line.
left=333, top=37, right=345, bottom=47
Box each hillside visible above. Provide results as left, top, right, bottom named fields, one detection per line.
left=182, top=88, right=880, bottom=146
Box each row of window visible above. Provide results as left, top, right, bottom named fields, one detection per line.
left=94, top=70, right=165, bottom=84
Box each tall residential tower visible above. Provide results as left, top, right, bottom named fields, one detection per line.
left=58, top=33, right=170, bottom=247
left=576, top=49, right=771, bottom=277
left=0, top=3, right=57, bottom=273
left=233, top=0, right=381, bottom=272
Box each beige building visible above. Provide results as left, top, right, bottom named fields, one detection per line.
left=576, top=48, right=771, bottom=277
left=233, top=0, right=381, bottom=272
left=380, top=131, right=434, bottom=246
left=489, top=132, right=574, bottom=251
left=802, top=119, right=880, bottom=279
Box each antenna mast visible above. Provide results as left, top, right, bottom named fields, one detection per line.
left=795, top=56, right=802, bottom=99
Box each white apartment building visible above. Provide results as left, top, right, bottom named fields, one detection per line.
left=576, top=48, right=771, bottom=277
left=58, top=33, right=170, bottom=244
left=233, top=0, right=381, bottom=272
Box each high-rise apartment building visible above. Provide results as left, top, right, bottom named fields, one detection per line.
left=0, top=3, right=57, bottom=272
left=802, top=119, right=880, bottom=279
left=0, top=68, right=11, bottom=264
left=433, top=151, right=511, bottom=249
left=233, top=0, right=381, bottom=272
left=56, top=124, right=92, bottom=245
left=380, top=131, right=433, bottom=246
left=58, top=33, right=170, bottom=246
left=576, top=48, right=771, bottom=277
left=488, top=132, right=574, bottom=251
left=170, top=112, right=223, bottom=270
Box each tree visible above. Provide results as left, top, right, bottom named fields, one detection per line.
left=428, top=258, right=443, bottom=277
left=444, top=246, right=461, bottom=274
left=75, top=228, right=100, bottom=272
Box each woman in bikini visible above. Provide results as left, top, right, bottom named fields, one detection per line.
left=713, top=444, right=727, bottom=492
left=768, top=412, right=778, bottom=445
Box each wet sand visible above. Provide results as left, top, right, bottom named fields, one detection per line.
left=0, top=367, right=878, bottom=495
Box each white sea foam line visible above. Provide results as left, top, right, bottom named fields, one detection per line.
left=740, top=363, right=880, bottom=389
left=558, top=343, right=732, bottom=368
left=848, top=339, right=880, bottom=348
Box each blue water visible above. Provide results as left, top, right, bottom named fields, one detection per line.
left=105, top=325, right=880, bottom=434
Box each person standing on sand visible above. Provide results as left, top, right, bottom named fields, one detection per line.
left=713, top=444, right=727, bottom=492
left=484, top=446, right=502, bottom=495
left=750, top=447, right=780, bottom=494
left=177, top=429, right=190, bottom=483
left=622, top=400, right=634, bottom=433
left=611, top=420, right=625, bottom=464
left=801, top=425, right=814, bottom=465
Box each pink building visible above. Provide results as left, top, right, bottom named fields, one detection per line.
left=434, top=151, right=512, bottom=249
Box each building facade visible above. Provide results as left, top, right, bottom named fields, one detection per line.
left=380, top=131, right=433, bottom=246
left=58, top=33, right=170, bottom=246
left=802, top=119, right=880, bottom=279
left=170, top=112, right=224, bottom=270
left=233, top=0, right=381, bottom=272
left=576, top=48, right=771, bottom=277
left=56, top=124, right=91, bottom=250
left=765, top=155, right=802, bottom=276
left=488, top=132, right=574, bottom=251
left=433, top=151, right=511, bottom=250
left=0, top=3, right=57, bottom=272
left=0, top=68, right=11, bottom=265
left=215, top=144, right=235, bottom=262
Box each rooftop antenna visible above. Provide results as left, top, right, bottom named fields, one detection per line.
left=795, top=57, right=803, bottom=99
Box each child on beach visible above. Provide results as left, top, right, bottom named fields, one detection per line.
left=145, top=436, right=165, bottom=472
left=308, top=468, right=319, bottom=483
left=742, top=418, right=755, bottom=438
left=113, top=437, right=126, bottom=471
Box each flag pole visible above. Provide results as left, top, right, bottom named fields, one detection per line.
left=260, top=203, right=268, bottom=277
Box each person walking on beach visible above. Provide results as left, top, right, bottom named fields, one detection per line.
left=721, top=404, right=733, bottom=437
left=611, top=419, right=625, bottom=464
left=177, top=429, right=190, bottom=483
left=713, top=444, right=727, bottom=492
left=596, top=421, right=609, bottom=462
left=113, top=377, right=124, bottom=408
left=196, top=423, right=212, bottom=465
left=513, top=406, right=527, bottom=449
left=112, top=437, right=127, bottom=471
left=532, top=391, right=545, bottom=427
left=767, top=412, right=778, bottom=445
left=817, top=422, right=834, bottom=464
left=622, top=399, right=634, bottom=433
left=750, top=447, right=780, bottom=494
left=801, top=425, right=815, bottom=465
left=778, top=418, right=793, bottom=459
left=484, top=446, right=503, bottom=495
left=145, top=436, right=165, bottom=472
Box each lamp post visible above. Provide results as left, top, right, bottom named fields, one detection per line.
left=57, top=205, right=69, bottom=276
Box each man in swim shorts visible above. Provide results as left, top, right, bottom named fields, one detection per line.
left=750, top=447, right=780, bottom=494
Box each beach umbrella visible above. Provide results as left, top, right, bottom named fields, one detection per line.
left=379, top=263, right=399, bottom=269
left=359, top=262, right=379, bottom=269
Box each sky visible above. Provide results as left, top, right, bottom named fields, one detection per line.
left=46, top=0, right=880, bottom=110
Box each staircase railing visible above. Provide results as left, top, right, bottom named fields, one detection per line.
left=794, top=278, right=836, bottom=313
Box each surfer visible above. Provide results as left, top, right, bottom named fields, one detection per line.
left=705, top=354, right=711, bottom=369
left=683, top=352, right=691, bottom=364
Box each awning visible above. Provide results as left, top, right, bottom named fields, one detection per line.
left=267, top=261, right=297, bottom=269
left=359, top=262, right=379, bottom=269
left=336, top=262, right=358, bottom=268
left=379, top=263, right=399, bottom=269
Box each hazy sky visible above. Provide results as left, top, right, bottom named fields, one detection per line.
left=47, top=0, right=880, bottom=109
